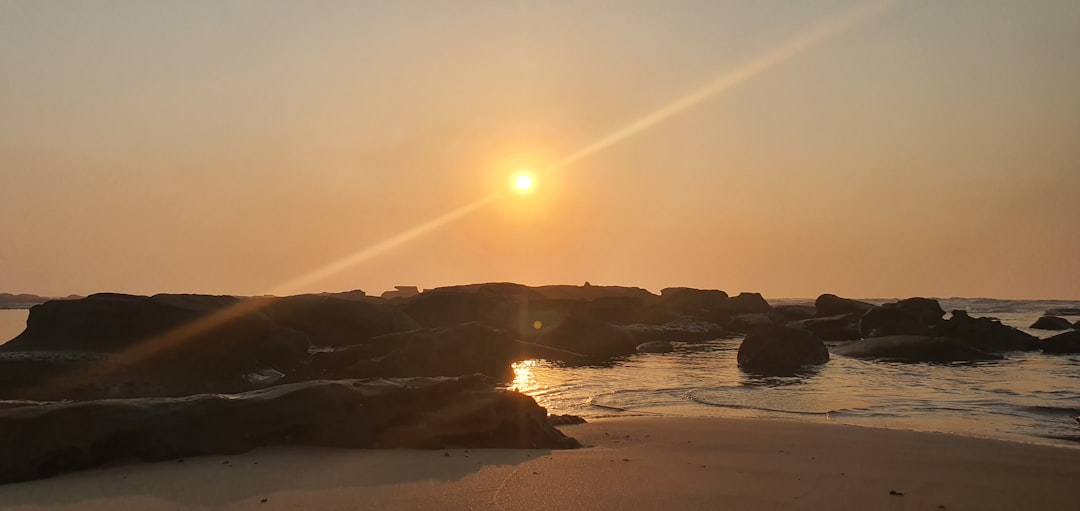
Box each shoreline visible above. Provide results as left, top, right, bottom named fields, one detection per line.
left=2, top=416, right=1077, bottom=510
left=567, top=408, right=1080, bottom=451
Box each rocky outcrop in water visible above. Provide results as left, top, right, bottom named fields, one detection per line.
left=833, top=335, right=1002, bottom=363
left=786, top=314, right=862, bottom=341
left=940, top=310, right=1039, bottom=352
left=737, top=325, right=829, bottom=376
left=815, top=294, right=876, bottom=317
left=0, top=375, right=579, bottom=485
left=536, top=315, right=637, bottom=361
left=1041, top=331, right=1080, bottom=354
left=1030, top=316, right=1075, bottom=331
left=858, top=297, right=945, bottom=338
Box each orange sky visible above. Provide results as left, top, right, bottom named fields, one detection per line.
left=1, top=1, right=1078, bottom=299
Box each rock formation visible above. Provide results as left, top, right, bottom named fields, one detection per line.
left=0, top=375, right=579, bottom=485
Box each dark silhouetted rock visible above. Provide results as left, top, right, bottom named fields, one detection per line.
left=737, top=325, right=829, bottom=376
left=942, top=310, right=1039, bottom=352
left=1042, top=331, right=1080, bottom=354
left=0, top=375, right=579, bottom=485
left=617, top=318, right=729, bottom=343
left=400, top=283, right=542, bottom=330
left=721, top=292, right=774, bottom=315
left=263, top=294, right=419, bottom=350
left=361, top=322, right=518, bottom=379
left=1045, top=307, right=1080, bottom=317
left=380, top=286, right=420, bottom=300
left=547, top=414, right=587, bottom=426
left=297, top=322, right=519, bottom=381
left=536, top=315, right=636, bottom=361
left=787, top=313, right=862, bottom=341
left=859, top=298, right=945, bottom=338
left=726, top=313, right=775, bottom=333
left=833, top=335, right=1003, bottom=363
left=635, top=341, right=674, bottom=354
left=0, top=293, right=423, bottom=400
left=815, top=294, right=876, bottom=317
left=773, top=304, right=818, bottom=321
left=1030, top=316, right=1074, bottom=331
left=658, top=288, right=729, bottom=317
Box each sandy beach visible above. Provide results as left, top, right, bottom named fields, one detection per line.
left=1, top=416, right=1077, bottom=510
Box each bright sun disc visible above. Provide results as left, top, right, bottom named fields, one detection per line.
left=515, top=173, right=533, bottom=190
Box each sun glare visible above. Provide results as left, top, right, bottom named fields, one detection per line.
left=512, top=170, right=536, bottom=194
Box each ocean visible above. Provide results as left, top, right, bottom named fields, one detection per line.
left=508, top=298, right=1080, bottom=449
left=2, top=300, right=1078, bottom=448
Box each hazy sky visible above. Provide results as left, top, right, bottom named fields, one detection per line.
left=2, top=1, right=1078, bottom=299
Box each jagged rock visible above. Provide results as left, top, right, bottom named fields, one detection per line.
left=833, top=335, right=1003, bottom=363
left=942, top=310, right=1039, bottom=352
left=617, top=318, right=729, bottom=343
left=720, top=292, right=774, bottom=315
left=859, top=298, right=945, bottom=338
left=1030, top=316, right=1075, bottom=331
left=635, top=341, right=674, bottom=354
left=536, top=315, right=637, bottom=361
left=0, top=375, right=579, bottom=485
left=815, top=294, right=876, bottom=317
left=736, top=325, right=829, bottom=376
left=787, top=313, right=862, bottom=341
left=1042, top=331, right=1080, bottom=354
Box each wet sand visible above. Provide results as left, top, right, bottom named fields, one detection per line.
left=1, top=417, right=1077, bottom=510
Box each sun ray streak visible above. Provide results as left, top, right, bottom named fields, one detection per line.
left=269, top=193, right=501, bottom=296
left=544, top=0, right=896, bottom=175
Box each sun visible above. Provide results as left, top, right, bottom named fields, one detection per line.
left=515, top=174, right=533, bottom=190
left=511, top=170, right=536, bottom=194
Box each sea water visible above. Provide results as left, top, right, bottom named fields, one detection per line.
left=509, top=298, right=1080, bottom=448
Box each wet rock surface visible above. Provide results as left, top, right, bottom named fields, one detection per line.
left=833, top=335, right=1003, bottom=363
left=737, top=325, right=829, bottom=376
left=1030, top=316, right=1074, bottom=331
left=0, top=375, right=579, bottom=485
left=1041, top=331, right=1080, bottom=354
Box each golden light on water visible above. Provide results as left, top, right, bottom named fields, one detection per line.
left=510, top=359, right=540, bottom=393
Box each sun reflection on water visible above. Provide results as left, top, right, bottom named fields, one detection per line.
left=510, top=359, right=540, bottom=394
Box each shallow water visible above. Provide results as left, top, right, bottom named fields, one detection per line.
left=509, top=298, right=1080, bottom=448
